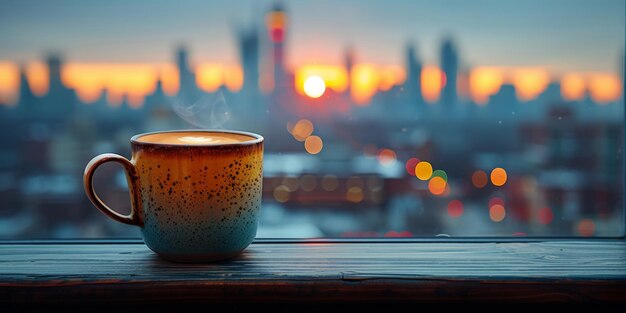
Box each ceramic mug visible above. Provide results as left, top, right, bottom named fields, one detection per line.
left=84, top=130, right=264, bottom=262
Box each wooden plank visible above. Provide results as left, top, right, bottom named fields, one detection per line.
left=1, top=241, right=626, bottom=303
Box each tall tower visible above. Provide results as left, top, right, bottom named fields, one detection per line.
left=239, top=26, right=260, bottom=95
left=404, top=43, right=423, bottom=105
left=46, top=54, right=63, bottom=97
left=176, top=46, right=196, bottom=99
left=344, top=46, right=354, bottom=98
left=440, top=38, right=458, bottom=108
left=266, top=3, right=287, bottom=93
left=18, top=64, right=36, bottom=106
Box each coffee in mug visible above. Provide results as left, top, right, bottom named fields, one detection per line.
left=84, top=130, right=264, bottom=262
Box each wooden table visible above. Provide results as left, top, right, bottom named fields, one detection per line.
left=1, top=240, right=626, bottom=304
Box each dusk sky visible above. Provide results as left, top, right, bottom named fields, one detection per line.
left=0, top=0, right=624, bottom=74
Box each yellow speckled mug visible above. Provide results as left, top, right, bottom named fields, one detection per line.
left=84, top=130, right=264, bottom=262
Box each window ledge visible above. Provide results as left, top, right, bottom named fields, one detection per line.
left=1, top=241, right=626, bottom=303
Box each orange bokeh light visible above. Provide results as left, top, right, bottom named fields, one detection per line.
left=421, top=65, right=445, bottom=103
left=490, top=167, right=507, bottom=186
left=291, top=119, right=314, bottom=141
left=377, top=148, right=397, bottom=165
left=304, top=135, right=323, bottom=154
left=577, top=219, right=595, bottom=237
left=428, top=176, right=447, bottom=195
left=489, top=204, right=506, bottom=222
left=471, top=170, right=488, bottom=188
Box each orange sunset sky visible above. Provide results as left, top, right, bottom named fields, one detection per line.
left=0, top=61, right=621, bottom=107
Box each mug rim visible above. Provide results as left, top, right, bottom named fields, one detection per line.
left=130, top=129, right=264, bottom=147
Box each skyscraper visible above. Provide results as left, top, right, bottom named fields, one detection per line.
left=344, top=46, right=354, bottom=98
left=440, top=38, right=458, bottom=108
left=266, top=3, right=288, bottom=93
left=239, top=25, right=260, bottom=95
left=404, top=43, right=423, bottom=106
left=176, top=46, right=197, bottom=100
left=42, top=54, right=75, bottom=120
left=18, top=64, right=36, bottom=107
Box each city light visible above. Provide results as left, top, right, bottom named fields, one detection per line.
left=490, top=168, right=507, bottom=186
left=377, top=148, right=397, bottom=165
left=488, top=197, right=505, bottom=208
left=489, top=204, right=506, bottom=222
left=447, top=200, right=464, bottom=218
left=432, top=169, right=448, bottom=182
left=415, top=161, right=433, bottom=180
left=346, top=176, right=364, bottom=189
left=300, top=175, right=317, bottom=192
left=471, top=170, right=488, bottom=188
left=304, top=135, right=323, bottom=154
left=273, top=185, right=290, bottom=203
left=291, top=119, right=314, bottom=141
left=428, top=176, right=447, bottom=195
left=405, top=158, right=420, bottom=176
left=346, top=186, right=364, bottom=203
left=577, top=219, right=595, bottom=236
left=303, top=75, right=326, bottom=98
left=321, top=175, right=339, bottom=191
left=538, top=207, right=554, bottom=225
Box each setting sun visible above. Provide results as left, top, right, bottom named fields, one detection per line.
left=303, top=75, right=326, bottom=98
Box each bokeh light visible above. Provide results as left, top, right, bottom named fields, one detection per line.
left=300, top=174, right=317, bottom=192
left=292, top=119, right=314, bottom=141
left=346, top=186, right=364, bottom=203
left=282, top=176, right=299, bottom=192
left=489, top=204, right=506, bottom=222
left=428, top=176, right=447, bottom=195
left=488, top=197, right=505, bottom=208
left=432, top=169, right=448, bottom=182
left=490, top=167, right=507, bottom=186
left=366, top=176, right=384, bottom=191
left=472, top=170, right=488, bottom=188
left=273, top=185, right=290, bottom=203
left=321, top=175, right=339, bottom=191
left=577, top=219, right=595, bottom=237
left=405, top=158, right=420, bottom=176
left=303, top=75, right=326, bottom=98
left=415, top=161, right=433, bottom=180
left=538, top=207, right=554, bottom=225
left=347, top=176, right=364, bottom=189
left=377, top=148, right=397, bottom=165
left=304, top=135, right=323, bottom=154
left=447, top=200, right=464, bottom=218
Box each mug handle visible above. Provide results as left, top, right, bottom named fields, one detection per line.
left=84, top=153, right=142, bottom=226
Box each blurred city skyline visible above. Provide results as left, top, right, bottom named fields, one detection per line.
left=0, top=0, right=624, bottom=106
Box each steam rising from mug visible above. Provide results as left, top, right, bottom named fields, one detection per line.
left=171, top=91, right=232, bottom=129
